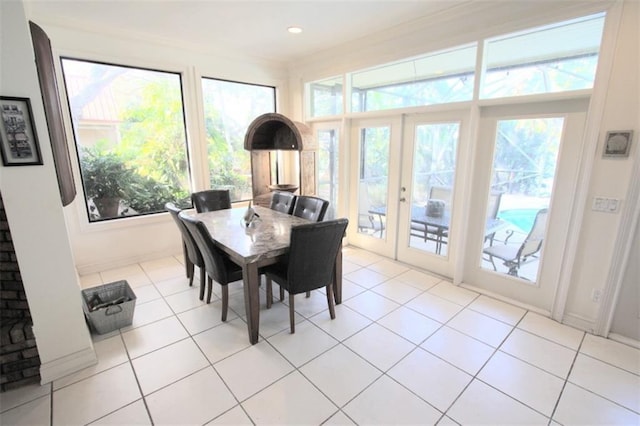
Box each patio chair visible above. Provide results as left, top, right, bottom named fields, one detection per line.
left=483, top=208, right=548, bottom=277
left=358, top=181, right=385, bottom=237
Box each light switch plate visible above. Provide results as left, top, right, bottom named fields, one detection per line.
left=592, top=197, right=620, bottom=213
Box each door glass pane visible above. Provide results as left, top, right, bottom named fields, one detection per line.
left=481, top=118, right=563, bottom=282
left=317, top=128, right=339, bottom=219
left=408, top=123, right=459, bottom=255
left=358, top=126, right=390, bottom=238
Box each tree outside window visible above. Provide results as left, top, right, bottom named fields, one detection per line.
left=61, top=59, right=191, bottom=222
left=201, top=78, right=276, bottom=202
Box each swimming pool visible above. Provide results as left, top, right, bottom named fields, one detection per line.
left=498, top=208, right=543, bottom=232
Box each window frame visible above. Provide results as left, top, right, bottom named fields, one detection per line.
left=60, top=56, right=193, bottom=223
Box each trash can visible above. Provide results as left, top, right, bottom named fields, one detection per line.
left=81, top=280, right=136, bottom=334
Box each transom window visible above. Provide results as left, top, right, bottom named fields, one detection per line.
left=61, top=59, right=191, bottom=222
left=305, top=13, right=606, bottom=116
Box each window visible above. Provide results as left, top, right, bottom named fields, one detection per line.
left=316, top=127, right=339, bottom=219
left=307, top=76, right=343, bottom=118
left=61, top=59, right=191, bottom=222
left=481, top=13, right=605, bottom=98
left=201, top=78, right=276, bottom=202
left=350, top=45, right=476, bottom=113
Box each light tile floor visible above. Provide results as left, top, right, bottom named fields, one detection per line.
left=1, top=246, right=639, bottom=425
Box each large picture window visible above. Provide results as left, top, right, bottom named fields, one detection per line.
left=201, top=78, right=276, bottom=202
left=61, top=59, right=191, bottom=222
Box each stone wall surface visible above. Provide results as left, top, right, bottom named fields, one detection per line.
left=0, top=193, right=41, bottom=392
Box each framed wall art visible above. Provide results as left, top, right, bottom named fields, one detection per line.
left=603, top=130, right=633, bottom=158
left=0, top=96, right=43, bottom=166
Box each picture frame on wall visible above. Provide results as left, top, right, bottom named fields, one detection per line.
left=0, top=96, right=43, bottom=166
left=603, top=130, right=633, bottom=158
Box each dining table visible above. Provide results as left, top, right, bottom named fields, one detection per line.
left=188, top=205, right=343, bottom=344
left=370, top=205, right=509, bottom=254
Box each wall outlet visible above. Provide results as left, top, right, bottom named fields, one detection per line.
left=591, top=288, right=603, bottom=303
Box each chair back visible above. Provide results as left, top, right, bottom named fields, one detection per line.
left=292, top=195, right=329, bottom=222
left=286, top=218, right=349, bottom=295
left=178, top=211, right=233, bottom=284
left=487, top=191, right=503, bottom=219
left=165, top=202, right=203, bottom=267
left=270, top=191, right=296, bottom=214
left=191, top=190, right=231, bottom=213
left=519, top=208, right=548, bottom=258
left=429, top=186, right=452, bottom=213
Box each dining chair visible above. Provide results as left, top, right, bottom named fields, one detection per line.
left=165, top=203, right=207, bottom=299
left=270, top=191, right=297, bottom=214
left=483, top=208, right=548, bottom=277
left=191, top=189, right=231, bottom=213
left=178, top=212, right=243, bottom=319
left=292, top=195, right=329, bottom=222
left=264, top=218, right=349, bottom=333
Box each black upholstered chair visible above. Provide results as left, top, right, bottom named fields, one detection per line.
left=191, top=190, right=231, bottom=213
left=165, top=203, right=207, bottom=299
left=264, top=218, right=348, bottom=333
left=178, top=212, right=243, bottom=320
left=270, top=191, right=297, bottom=215
left=292, top=195, right=329, bottom=222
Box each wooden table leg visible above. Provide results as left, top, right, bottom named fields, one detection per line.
left=242, top=263, right=260, bottom=344
left=333, top=243, right=343, bottom=305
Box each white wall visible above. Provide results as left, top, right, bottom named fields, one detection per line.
left=27, top=20, right=289, bottom=273
left=287, top=0, right=638, bottom=332
left=566, top=0, right=639, bottom=325
left=0, top=0, right=95, bottom=383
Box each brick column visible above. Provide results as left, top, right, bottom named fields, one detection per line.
left=0, top=192, right=41, bottom=391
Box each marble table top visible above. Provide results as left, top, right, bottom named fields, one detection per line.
left=190, top=206, right=311, bottom=265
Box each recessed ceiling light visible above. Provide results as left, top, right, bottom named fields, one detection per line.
left=288, top=26, right=303, bottom=34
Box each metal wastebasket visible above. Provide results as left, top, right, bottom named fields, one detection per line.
left=81, top=280, right=136, bottom=334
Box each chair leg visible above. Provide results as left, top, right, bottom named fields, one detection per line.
left=266, top=278, right=273, bottom=309
left=305, top=291, right=311, bottom=298
left=489, top=255, right=497, bottom=271
left=199, top=273, right=206, bottom=301
left=279, top=286, right=284, bottom=302
left=187, top=259, right=195, bottom=286
left=206, top=276, right=213, bottom=303
left=289, top=293, right=295, bottom=334
left=221, top=285, right=229, bottom=321
left=199, top=267, right=206, bottom=296
left=326, top=284, right=335, bottom=320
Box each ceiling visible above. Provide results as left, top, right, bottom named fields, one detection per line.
left=25, top=0, right=469, bottom=65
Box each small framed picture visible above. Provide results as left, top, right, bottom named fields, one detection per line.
left=603, top=130, right=633, bottom=158
left=0, top=96, right=43, bottom=166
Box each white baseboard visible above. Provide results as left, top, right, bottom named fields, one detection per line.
left=39, top=346, right=97, bottom=384
left=75, top=248, right=180, bottom=275
left=561, top=312, right=596, bottom=334
left=458, top=282, right=550, bottom=317
left=608, top=333, right=640, bottom=350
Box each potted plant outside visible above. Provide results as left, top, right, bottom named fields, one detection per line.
left=80, top=149, right=137, bottom=219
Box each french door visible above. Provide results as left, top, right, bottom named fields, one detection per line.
left=348, top=117, right=402, bottom=259
left=462, top=99, right=588, bottom=311
left=396, top=111, right=470, bottom=277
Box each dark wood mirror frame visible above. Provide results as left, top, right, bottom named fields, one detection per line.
left=29, top=21, right=76, bottom=206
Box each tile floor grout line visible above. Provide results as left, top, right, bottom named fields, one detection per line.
left=547, top=332, right=586, bottom=425
left=438, top=308, right=531, bottom=424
